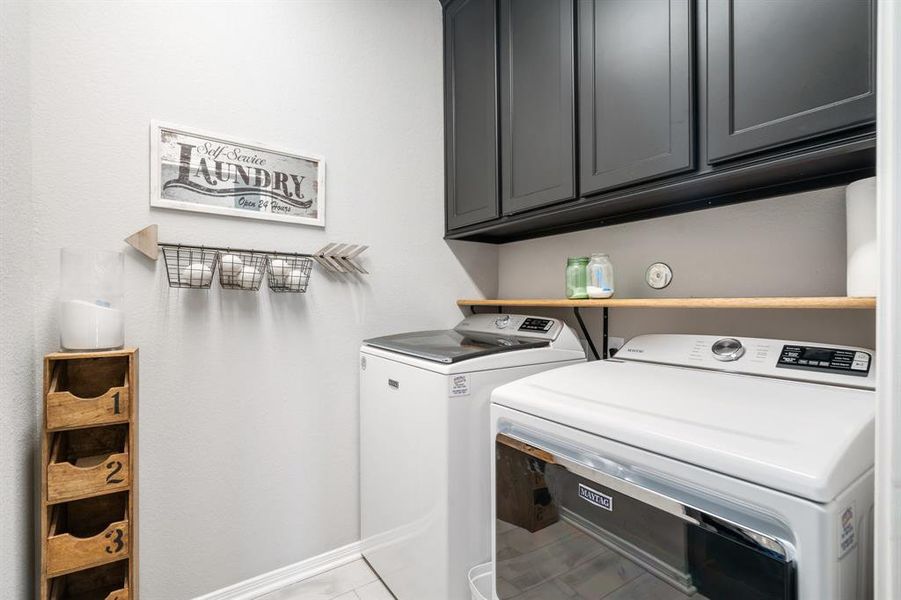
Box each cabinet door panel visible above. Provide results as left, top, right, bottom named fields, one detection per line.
left=445, top=0, right=499, bottom=230
left=578, top=0, right=693, bottom=196
left=707, top=0, right=876, bottom=163
left=500, top=0, right=575, bottom=215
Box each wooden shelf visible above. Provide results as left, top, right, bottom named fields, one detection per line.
left=458, top=296, right=876, bottom=310
left=41, top=349, right=138, bottom=600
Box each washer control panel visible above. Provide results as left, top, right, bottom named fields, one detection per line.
left=777, top=345, right=871, bottom=377
left=454, top=313, right=563, bottom=341
left=519, top=317, right=554, bottom=333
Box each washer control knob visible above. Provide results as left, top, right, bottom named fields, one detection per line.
left=495, top=315, right=511, bottom=329
left=711, top=338, right=745, bottom=362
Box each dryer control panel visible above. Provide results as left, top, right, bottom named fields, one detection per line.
left=777, top=345, right=871, bottom=376
left=617, top=334, right=876, bottom=389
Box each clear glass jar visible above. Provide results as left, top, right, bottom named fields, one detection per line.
left=587, top=253, right=614, bottom=298
left=59, top=248, right=125, bottom=350
left=565, top=257, right=589, bottom=299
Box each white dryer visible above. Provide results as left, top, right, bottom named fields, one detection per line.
left=490, top=334, right=875, bottom=600
left=361, top=314, right=585, bottom=600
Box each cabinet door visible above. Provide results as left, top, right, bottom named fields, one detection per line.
left=444, top=0, right=499, bottom=230
left=500, top=0, right=575, bottom=215
left=578, top=0, right=693, bottom=197
left=707, top=0, right=876, bottom=163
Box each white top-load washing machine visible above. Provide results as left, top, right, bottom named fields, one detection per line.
left=361, top=314, right=585, bottom=600
left=490, top=334, right=875, bottom=600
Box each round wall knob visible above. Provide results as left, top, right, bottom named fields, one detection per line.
left=646, top=262, right=673, bottom=289
left=495, top=315, right=511, bottom=329
left=711, top=338, right=745, bottom=361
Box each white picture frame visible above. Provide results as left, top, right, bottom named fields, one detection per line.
left=150, top=120, right=325, bottom=227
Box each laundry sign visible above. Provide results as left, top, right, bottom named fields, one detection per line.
left=150, top=121, right=325, bottom=226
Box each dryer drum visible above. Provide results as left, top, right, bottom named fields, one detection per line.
left=494, top=433, right=797, bottom=600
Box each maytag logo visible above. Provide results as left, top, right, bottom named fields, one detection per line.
left=626, top=348, right=644, bottom=353
left=578, top=484, right=613, bottom=511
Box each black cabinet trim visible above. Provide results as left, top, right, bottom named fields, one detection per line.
left=446, top=131, right=874, bottom=243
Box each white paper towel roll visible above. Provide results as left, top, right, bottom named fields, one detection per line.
left=846, top=176, right=877, bottom=297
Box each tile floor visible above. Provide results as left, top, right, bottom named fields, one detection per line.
left=258, top=515, right=695, bottom=600
left=495, top=517, right=704, bottom=600
left=257, top=559, right=394, bottom=600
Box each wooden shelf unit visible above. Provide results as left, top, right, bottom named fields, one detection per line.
left=41, top=348, right=138, bottom=600
left=458, top=296, right=876, bottom=310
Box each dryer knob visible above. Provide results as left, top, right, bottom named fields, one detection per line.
left=495, top=315, right=511, bottom=329
left=712, top=338, right=745, bottom=362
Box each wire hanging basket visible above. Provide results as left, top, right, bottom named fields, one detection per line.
left=161, top=245, right=219, bottom=289
left=218, top=250, right=269, bottom=291
left=266, top=254, right=313, bottom=293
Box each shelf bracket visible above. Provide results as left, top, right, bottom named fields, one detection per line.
left=602, top=307, right=609, bottom=359
left=573, top=307, right=600, bottom=361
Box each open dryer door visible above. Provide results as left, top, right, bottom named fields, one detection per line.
left=494, top=432, right=797, bottom=600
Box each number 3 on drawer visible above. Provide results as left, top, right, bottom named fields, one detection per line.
left=105, top=528, right=125, bottom=554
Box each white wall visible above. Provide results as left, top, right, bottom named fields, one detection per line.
left=875, top=0, right=901, bottom=595
left=20, top=1, right=495, bottom=598
left=0, top=1, right=36, bottom=598
left=499, top=186, right=875, bottom=350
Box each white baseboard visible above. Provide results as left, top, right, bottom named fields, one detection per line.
left=193, top=541, right=364, bottom=600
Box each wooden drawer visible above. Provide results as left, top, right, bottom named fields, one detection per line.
left=47, top=357, right=130, bottom=431
left=47, top=494, right=129, bottom=576
left=48, top=425, right=129, bottom=503
left=48, top=560, right=129, bottom=600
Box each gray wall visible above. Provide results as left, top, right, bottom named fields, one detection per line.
left=498, top=186, right=875, bottom=350
left=0, top=1, right=36, bottom=597
left=5, top=1, right=496, bottom=598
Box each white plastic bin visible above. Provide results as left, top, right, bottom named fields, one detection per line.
left=468, top=562, right=494, bottom=600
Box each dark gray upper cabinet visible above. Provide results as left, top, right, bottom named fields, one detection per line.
left=578, top=0, right=693, bottom=196
left=707, top=0, right=876, bottom=163
left=442, top=0, right=876, bottom=243
left=444, top=0, right=499, bottom=230
left=499, top=0, right=576, bottom=215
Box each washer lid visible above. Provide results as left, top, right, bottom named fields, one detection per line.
left=491, top=359, right=874, bottom=503
left=363, top=330, right=549, bottom=364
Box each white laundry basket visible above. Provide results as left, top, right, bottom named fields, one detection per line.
left=468, top=562, right=494, bottom=600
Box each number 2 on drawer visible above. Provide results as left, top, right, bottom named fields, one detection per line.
left=105, top=460, right=124, bottom=484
